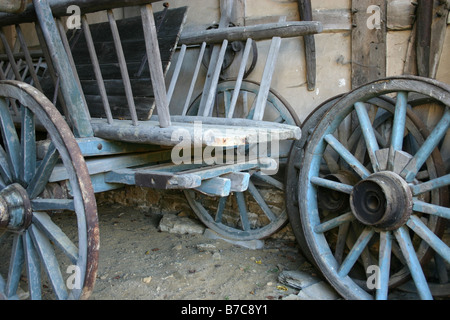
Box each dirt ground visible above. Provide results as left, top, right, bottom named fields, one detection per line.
left=88, top=203, right=317, bottom=301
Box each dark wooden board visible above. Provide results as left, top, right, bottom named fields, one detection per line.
left=351, top=0, right=387, bottom=89
left=42, top=6, right=187, bottom=120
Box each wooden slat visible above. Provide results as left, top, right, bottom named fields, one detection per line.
left=194, top=177, right=231, bottom=197
left=252, top=16, right=285, bottom=121
left=197, top=0, right=233, bottom=117
left=181, top=42, right=207, bottom=116
left=81, top=15, right=113, bottom=124
left=141, top=4, right=171, bottom=128
left=107, top=9, right=138, bottom=125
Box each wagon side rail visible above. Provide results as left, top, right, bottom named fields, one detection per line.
left=0, top=0, right=321, bottom=140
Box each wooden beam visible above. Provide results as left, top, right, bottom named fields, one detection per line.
left=194, top=177, right=231, bottom=197
left=49, top=150, right=172, bottom=182
left=222, top=172, right=250, bottom=192
left=297, top=0, right=316, bottom=91
left=179, top=21, right=322, bottom=45
left=429, top=0, right=449, bottom=78
left=91, top=117, right=301, bottom=148
left=351, top=0, right=387, bottom=89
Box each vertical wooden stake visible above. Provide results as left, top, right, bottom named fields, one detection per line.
left=141, top=4, right=171, bottom=128
left=351, top=0, right=387, bottom=89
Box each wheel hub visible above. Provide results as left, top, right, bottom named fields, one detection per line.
left=0, top=183, right=32, bottom=231
left=350, top=171, right=413, bottom=231
left=318, top=171, right=357, bottom=212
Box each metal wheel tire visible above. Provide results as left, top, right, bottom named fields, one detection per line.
left=185, top=80, right=300, bottom=240
left=0, top=81, right=99, bottom=300
left=298, top=76, right=450, bottom=300
left=286, top=94, right=344, bottom=264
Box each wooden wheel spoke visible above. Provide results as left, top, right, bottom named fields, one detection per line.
left=0, top=145, right=13, bottom=185
left=247, top=181, right=277, bottom=222
left=402, top=108, right=450, bottom=182
left=324, top=134, right=371, bottom=179
left=376, top=231, right=392, bottom=300
left=31, top=199, right=75, bottom=212
left=20, top=106, right=36, bottom=184
left=406, top=215, right=450, bottom=264
left=413, top=200, right=450, bottom=219
left=252, top=172, right=284, bottom=190
left=411, top=173, right=450, bottom=196
left=23, top=230, right=42, bottom=300
left=26, top=143, right=59, bottom=199
left=5, top=234, right=25, bottom=298
left=393, top=226, right=433, bottom=300
left=354, top=102, right=380, bottom=172
left=215, top=197, right=227, bottom=223
left=32, top=212, right=78, bottom=264
left=0, top=98, right=21, bottom=180
left=338, top=227, right=375, bottom=278
left=235, top=192, right=250, bottom=231
left=390, top=92, right=408, bottom=151
left=29, top=224, right=69, bottom=300
left=334, top=222, right=351, bottom=265
left=314, top=212, right=355, bottom=234
left=310, top=176, right=353, bottom=194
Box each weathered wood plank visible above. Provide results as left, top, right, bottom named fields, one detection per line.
left=297, top=0, right=316, bottom=91
left=49, top=150, right=172, bottom=182
left=36, top=137, right=161, bottom=158
left=416, top=0, right=433, bottom=77
left=351, top=0, right=387, bottom=88
left=387, top=0, right=416, bottom=30
left=222, top=172, right=250, bottom=192
left=90, top=117, right=301, bottom=147
left=429, top=0, right=449, bottom=78
left=133, top=170, right=201, bottom=189
left=194, top=177, right=231, bottom=197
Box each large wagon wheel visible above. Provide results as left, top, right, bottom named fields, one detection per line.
left=185, top=80, right=300, bottom=240
left=286, top=95, right=411, bottom=264
left=297, top=76, right=450, bottom=300
left=0, top=81, right=98, bottom=300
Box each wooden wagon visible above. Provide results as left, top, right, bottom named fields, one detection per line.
left=0, top=0, right=449, bottom=300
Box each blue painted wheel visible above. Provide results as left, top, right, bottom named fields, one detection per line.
left=185, top=80, right=300, bottom=240
left=298, top=76, right=450, bottom=299
left=0, top=81, right=98, bottom=300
